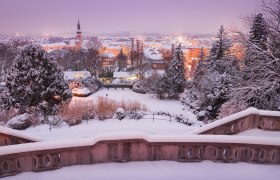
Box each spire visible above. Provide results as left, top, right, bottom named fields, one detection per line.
left=76, top=18, right=82, bottom=35
left=77, top=18, right=81, bottom=31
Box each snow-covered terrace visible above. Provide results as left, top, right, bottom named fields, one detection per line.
left=0, top=126, right=42, bottom=142
left=190, top=107, right=280, bottom=135
left=1, top=132, right=279, bottom=156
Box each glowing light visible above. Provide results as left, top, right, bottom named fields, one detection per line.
left=16, top=32, right=19, bottom=37
left=178, top=36, right=183, bottom=43
left=129, top=76, right=138, bottom=81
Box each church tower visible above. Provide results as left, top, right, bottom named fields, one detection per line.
left=75, top=18, right=83, bottom=51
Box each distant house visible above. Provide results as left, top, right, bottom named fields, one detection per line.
left=64, top=71, right=92, bottom=81
left=100, top=52, right=117, bottom=73
left=143, top=48, right=166, bottom=70
left=113, top=72, right=138, bottom=81
left=41, top=42, right=67, bottom=53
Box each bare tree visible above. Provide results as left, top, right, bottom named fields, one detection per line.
left=86, top=47, right=101, bottom=78
left=0, top=44, right=18, bottom=81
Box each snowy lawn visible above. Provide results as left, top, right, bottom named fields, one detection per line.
left=5, top=161, right=280, bottom=180
left=22, top=89, right=199, bottom=141
left=72, top=88, right=189, bottom=115
left=24, top=118, right=195, bottom=141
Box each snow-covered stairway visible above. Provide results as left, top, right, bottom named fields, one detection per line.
left=189, top=108, right=280, bottom=135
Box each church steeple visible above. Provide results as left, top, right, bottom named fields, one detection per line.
left=77, top=18, right=82, bottom=34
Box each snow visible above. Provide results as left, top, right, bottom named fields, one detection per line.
left=144, top=48, right=163, bottom=60
left=40, top=42, right=67, bottom=47
left=113, top=72, right=135, bottom=78
left=236, top=129, right=280, bottom=138
left=0, top=81, right=6, bottom=86
left=72, top=87, right=91, bottom=96
left=7, top=113, right=30, bottom=126
left=74, top=89, right=187, bottom=115
left=189, top=107, right=280, bottom=135
left=102, top=52, right=116, bottom=58
left=64, top=71, right=91, bottom=81
left=4, top=161, right=280, bottom=180
left=1, top=132, right=280, bottom=156
left=24, top=118, right=194, bottom=141
left=0, top=125, right=42, bottom=142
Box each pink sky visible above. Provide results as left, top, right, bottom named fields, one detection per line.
left=0, top=0, right=259, bottom=34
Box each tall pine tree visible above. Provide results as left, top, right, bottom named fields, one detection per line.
left=156, top=44, right=186, bottom=99
left=184, top=26, right=238, bottom=120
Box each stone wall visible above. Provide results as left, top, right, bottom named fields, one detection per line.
left=0, top=139, right=279, bottom=177
left=200, top=114, right=280, bottom=135
left=0, top=133, right=33, bottom=147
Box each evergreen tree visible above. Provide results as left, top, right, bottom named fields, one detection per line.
left=156, top=44, right=186, bottom=99
left=227, top=6, right=280, bottom=112
left=184, top=26, right=238, bottom=120
left=3, top=44, right=72, bottom=117
left=192, top=48, right=206, bottom=90
left=117, top=49, right=128, bottom=71
left=245, top=13, right=269, bottom=66
left=249, top=13, right=268, bottom=50
left=209, top=25, right=232, bottom=62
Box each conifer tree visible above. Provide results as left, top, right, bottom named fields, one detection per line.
left=156, top=44, right=186, bottom=99
left=192, top=48, right=206, bottom=90
left=3, top=44, right=72, bottom=117
left=249, top=13, right=268, bottom=50
left=117, top=49, right=128, bottom=71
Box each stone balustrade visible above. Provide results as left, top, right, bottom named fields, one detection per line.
left=0, top=138, right=279, bottom=177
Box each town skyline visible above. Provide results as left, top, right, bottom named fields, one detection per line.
left=1, top=0, right=259, bottom=35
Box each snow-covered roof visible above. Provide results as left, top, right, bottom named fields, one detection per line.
left=113, top=72, right=136, bottom=78
left=144, top=48, right=163, bottom=61
left=189, top=108, right=280, bottom=135
left=144, top=70, right=165, bottom=78
left=41, top=42, right=67, bottom=47
left=105, top=45, right=122, bottom=50
left=0, top=132, right=279, bottom=156
left=102, top=52, right=116, bottom=58
left=64, top=71, right=92, bottom=81
left=144, top=42, right=162, bottom=46
left=0, top=125, right=42, bottom=142
left=68, top=39, right=76, bottom=46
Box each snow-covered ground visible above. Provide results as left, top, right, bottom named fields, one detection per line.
left=5, top=161, right=280, bottom=180
left=22, top=89, right=199, bottom=141
left=72, top=89, right=190, bottom=116
left=24, top=118, right=195, bottom=141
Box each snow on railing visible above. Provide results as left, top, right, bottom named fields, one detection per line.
left=0, top=131, right=280, bottom=156
left=0, top=126, right=42, bottom=142
left=189, top=108, right=280, bottom=135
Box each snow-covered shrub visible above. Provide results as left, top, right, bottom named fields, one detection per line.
left=157, top=111, right=171, bottom=116
left=132, top=81, right=147, bottom=94
left=116, top=108, right=126, bottom=120
left=96, top=97, right=117, bottom=120
left=118, top=100, right=147, bottom=120
left=72, top=87, right=91, bottom=97
left=175, top=114, right=184, bottom=123
left=127, top=111, right=143, bottom=120
left=46, top=116, right=63, bottom=127
left=120, top=100, right=148, bottom=113
left=59, top=100, right=95, bottom=125
left=7, top=113, right=32, bottom=130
